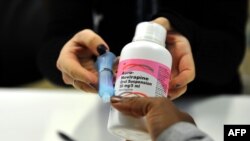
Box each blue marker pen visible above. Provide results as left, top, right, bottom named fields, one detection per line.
left=96, top=51, right=116, bottom=103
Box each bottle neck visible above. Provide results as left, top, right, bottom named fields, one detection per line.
left=132, top=22, right=166, bottom=47
left=132, top=38, right=165, bottom=47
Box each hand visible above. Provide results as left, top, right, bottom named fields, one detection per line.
left=56, top=29, right=109, bottom=92
left=111, top=96, right=195, bottom=141
left=152, top=17, right=195, bottom=99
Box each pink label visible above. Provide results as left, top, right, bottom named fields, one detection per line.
left=116, top=59, right=171, bottom=97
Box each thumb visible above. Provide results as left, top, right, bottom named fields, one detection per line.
left=72, top=29, right=109, bottom=56
left=151, top=17, right=172, bottom=31
left=111, top=96, right=153, bottom=118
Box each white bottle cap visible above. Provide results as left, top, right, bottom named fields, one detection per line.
left=132, top=22, right=167, bottom=46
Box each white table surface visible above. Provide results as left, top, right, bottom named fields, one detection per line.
left=0, top=88, right=249, bottom=141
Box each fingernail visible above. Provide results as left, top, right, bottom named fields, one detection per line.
left=91, top=55, right=97, bottom=62
left=89, top=83, right=97, bottom=89
left=175, top=84, right=181, bottom=88
left=97, top=44, right=107, bottom=55
left=111, top=96, right=122, bottom=103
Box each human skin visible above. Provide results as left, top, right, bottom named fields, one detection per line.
left=56, top=17, right=195, bottom=99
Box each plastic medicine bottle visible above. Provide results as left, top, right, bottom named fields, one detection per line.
left=107, top=22, right=172, bottom=141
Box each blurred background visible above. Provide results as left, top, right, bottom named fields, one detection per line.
left=240, top=0, right=250, bottom=93
left=1, top=0, right=250, bottom=93
left=0, top=2, right=249, bottom=141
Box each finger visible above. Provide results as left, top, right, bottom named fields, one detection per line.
left=151, top=17, right=172, bottom=31
left=168, top=86, right=187, bottom=100
left=62, top=73, right=74, bottom=85
left=62, top=73, right=97, bottom=93
left=169, top=54, right=195, bottom=89
left=73, top=79, right=97, bottom=93
left=73, top=29, right=109, bottom=56
left=112, top=56, right=120, bottom=77
left=111, top=96, right=154, bottom=117
left=57, top=55, right=98, bottom=84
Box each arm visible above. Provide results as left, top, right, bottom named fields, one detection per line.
left=157, top=122, right=213, bottom=141
left=37, top=0, right=94, bottom=86
left=111, top=96, right=203, bottom=141
left=156, top=0, right=247, bottom=86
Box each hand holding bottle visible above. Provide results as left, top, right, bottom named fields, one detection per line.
left=152, top=17, right=195, bottom=100
left=110, top=96, right=195, bottom=141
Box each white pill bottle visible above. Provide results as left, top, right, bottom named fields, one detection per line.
left=107, top=22, right=172, bottom=141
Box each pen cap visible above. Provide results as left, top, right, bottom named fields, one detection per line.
left=96, top=52, right=116, bottom=72
left=132, top=22, right=166, bottom=47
